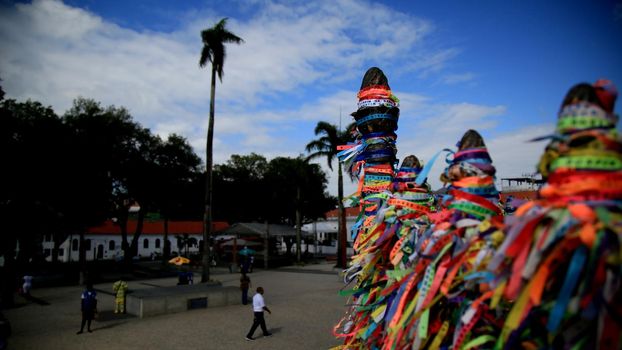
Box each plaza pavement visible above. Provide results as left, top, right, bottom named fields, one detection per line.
left=4, top=262, right=349, bottom=350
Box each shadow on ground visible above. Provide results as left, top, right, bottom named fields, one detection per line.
left=96, top=310, right=136, bottom=322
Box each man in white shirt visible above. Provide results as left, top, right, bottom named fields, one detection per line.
left=245, top=287, right=272, bottom=341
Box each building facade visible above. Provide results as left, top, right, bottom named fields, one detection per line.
left=301, top=207, right=359, bottom=255
left=43, top=220, right=229, bottom=262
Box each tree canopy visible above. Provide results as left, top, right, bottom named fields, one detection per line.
left=1, top=94, right=335, bottom=266
left=213, top=153, right=335, bottom=225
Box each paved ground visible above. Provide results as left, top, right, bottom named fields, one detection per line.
left=4, top=262, right=348, bottom=350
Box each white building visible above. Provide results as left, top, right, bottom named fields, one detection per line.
left=301, top=207, right=359, bottom=255
left=42, top=220, right=229, bottom=262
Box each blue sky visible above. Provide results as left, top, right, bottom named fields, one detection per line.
left=1, top=0, right=621, bottom=195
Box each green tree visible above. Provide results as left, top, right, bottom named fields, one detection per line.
left=153, top=134, right=203, bottom=265
left=1, top=98, right=114, bottom=287
left=199, top=17, right=244, bottom=282
left=212, top=153, right=268, bottom=223
left=264, top=157, right=336, bottom=261
left=176, top=233, right=198, bottom=257
left=0, top=98, right=88, bottom=299
left=305, top=122, right=354, bottom=268
left=63, top=98, right=153, bottom=268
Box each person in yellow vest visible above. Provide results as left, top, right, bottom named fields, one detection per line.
left=112, top=279, right=128, bottom=314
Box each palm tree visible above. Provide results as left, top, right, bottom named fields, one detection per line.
left=176, top=234, right=198, bottom=257
left=199, top=18, right=244, bottom=282
left=305, top=121, right=354, bottom=268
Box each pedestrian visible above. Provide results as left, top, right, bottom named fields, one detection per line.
left=112, top=279, right=128, bottom=314
left=249, top=256, right=254, bottom=273
left=241, top=255, right=250, bottom=274
left=245, top=286, right=272, bottom=341
left=77, top=283, right=97, bottom=334
left=187, top=271, right=194, bottom=285
left=21, top=275, right=33, bottom=296
left=240, top=273, right=251, bottom=305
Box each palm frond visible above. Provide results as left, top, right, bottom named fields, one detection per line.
left=305, top=151, right=334, bottom=170
left=314, top=121, right=338, bottom=137
left=305, top=140, right=330, bottom=153
left=199, top=46, right=212, bottom=67
left=199, top=17, right=244, bottom=80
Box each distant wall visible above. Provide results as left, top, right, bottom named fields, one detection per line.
left=500, top=190, right=538, bottom=202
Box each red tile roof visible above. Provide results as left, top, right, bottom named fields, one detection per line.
left=87, top=220, right=229, bottom=235
left=324, top=206, right=360, bottom=219
left=500, top=190, right=538, bottom=201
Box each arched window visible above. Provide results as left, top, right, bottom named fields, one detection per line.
left=155, top=239, right=161, bottom=248
left=143, top=238, right=149, bottom=249
left=72, top=239, right=79, bottom=251
left=109, top=240, right=115, bottom=250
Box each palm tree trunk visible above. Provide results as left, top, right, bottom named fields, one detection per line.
left=337, top=162, right=347, bottom=268
left=161, top=217, right=169, bottom=268
left=79, top=231, right=87, bottom=285
left=130, top=208, right=145, bottom=258
left=202, top=65, right=217, bottom=282
left=296, top=186, right=302, bottom=263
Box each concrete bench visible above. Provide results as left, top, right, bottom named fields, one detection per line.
left=126, top=283, right=240, bottom=318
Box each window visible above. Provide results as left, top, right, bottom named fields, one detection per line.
left=85, top=239, right=91, bottom=250
left=155, top=239, right=161, bottom=248
left=143, top=238, right=149, bottom=249
left=72, top=239, right=79, bottom=251
left=109, top=240, right=115, bottom=250
left=58, top=249, right=64, bottom=257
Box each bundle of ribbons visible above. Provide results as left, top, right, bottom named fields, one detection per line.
left=379, top=130, right=505, bottom=350
left=488, top=80, right=622, bottom=349
left=383, top=155, right=435, bottom=271
left=334, top=71, right=621, bottom=349
left=334, top=67, right=402, bottom=348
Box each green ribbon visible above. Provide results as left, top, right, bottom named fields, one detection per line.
left=550, top=155, right=622, bottom=171
left=462, top=334, right=496, bottom=349
left=557, top=115, right=614, bottom=132
left=448, top=202, right=496, bottom=219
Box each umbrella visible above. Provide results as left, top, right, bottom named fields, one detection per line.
left=238, top=247, right=256, bottom=256
left=168, top=256, right=191, bottom=266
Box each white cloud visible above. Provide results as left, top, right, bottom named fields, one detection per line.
left=318, top=122, right=554, bottom=198
left=440, top=72, right=476, bottom=85
left=0, top=0, right=551, bottom=197
left=0, top=0, right=449, bottom=166
left=486, top=124, right=554, bottom=181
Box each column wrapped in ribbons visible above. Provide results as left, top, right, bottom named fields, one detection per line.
left=333, top=67, right=401, bottom=349
left=383, top=155, right=435, bottom=270
left=488, top=80, right=622, bottom=349
left=381, top=130, right=505, bottom=350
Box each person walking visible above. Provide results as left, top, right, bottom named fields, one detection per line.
left=112, top=279, right=128, bottom=314
left=240, top=273, right=251, bottom=305
left=21, top=275, right=32, bottom=296
left=245, top=287, right=272, bottom=341
left=77, top=283, right=97, bottom=334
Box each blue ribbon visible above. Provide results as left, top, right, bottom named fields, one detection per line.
left=355, top=113, right=398, bottom=126
left=547, top=245, right=587, bottom=332
left=415, top=149, right=454, bottom=185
